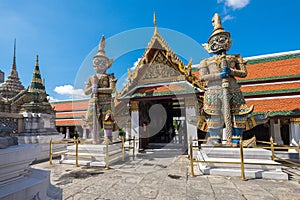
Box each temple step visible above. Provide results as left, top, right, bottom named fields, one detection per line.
left=195, top=147, right=289, bottom=180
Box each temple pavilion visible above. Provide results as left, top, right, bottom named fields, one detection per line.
left=51, top=26, right=300, bottom=151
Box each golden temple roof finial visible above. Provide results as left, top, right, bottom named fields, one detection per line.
left=35, top=55, right=39, bottom=67
left=153, top=11, right=158, bottom=35
left=153, top=11, right=157, bottom=26
left=12, top=39, right=16, bottom=70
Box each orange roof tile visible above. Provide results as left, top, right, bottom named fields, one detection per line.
left=56, top=111, right=86, bottom=118
left=55, top=119, right=83, bottom=126
left=192, top=71, right=200, bottom=79
left=51, top=100, right=89, bottom=111
left=246, top=97, right=300, bottom=113
left=192, top=58, right=300, bottom=83
left=136, top=84, right=183, bottom=94
left=241, top=82, right=300, bottom=93
left=242, top=58, right=300, bottom=80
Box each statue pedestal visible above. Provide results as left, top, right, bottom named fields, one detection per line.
left=60, top=143, right=127, bottom=166
left=0, top=144, right=62, bottom=199
left=196, top=146, right=288, bottom=180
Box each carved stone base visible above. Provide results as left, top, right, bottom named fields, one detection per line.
left=0, top=144, right=62, bottom=199
left=18, top=134, right=65, bottom=161
left=60, top=143, right=127, bottom=166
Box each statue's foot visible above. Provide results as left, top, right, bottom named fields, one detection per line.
left=226, top=142, right=232, bottom=147
left=209, top=138, right=222, bottom=146
left=231, top=143, right=239, bottom=147
left=231, top=139, right=240, bottom=147
left=212, top=141, right=222, bottom=146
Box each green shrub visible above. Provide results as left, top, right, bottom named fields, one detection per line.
left=118, top=129, right=125, bottom=137
left=100, top=129, right=104, bottom=137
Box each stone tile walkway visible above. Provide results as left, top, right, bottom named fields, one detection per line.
left=32, top=145, right=300, bottom=200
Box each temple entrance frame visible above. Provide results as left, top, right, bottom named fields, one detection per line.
left=128, top=96, right=196, bottom=151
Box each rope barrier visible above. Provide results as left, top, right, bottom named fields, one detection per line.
left=49, top=137, right=77, bottom=166
left=122, top=136, right=136, bottom=161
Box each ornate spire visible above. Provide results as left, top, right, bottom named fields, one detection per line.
left=28, top=55, right=45, bottom=93
left=153, top=11, right=158, bottom=36
left=35, top=54, right=39, bottom=66
left=12, top=39, right=16, bottom=70
left=21, top=55, right=53, bottom=114
left=0, top=39, right=25, bottom=99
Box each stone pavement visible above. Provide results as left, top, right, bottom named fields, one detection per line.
left=32, top=144, right=300, bottom=200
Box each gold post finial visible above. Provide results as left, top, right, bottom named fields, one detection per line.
left=153, top=11, right=158, bottom=35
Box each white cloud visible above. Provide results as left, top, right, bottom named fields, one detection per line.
left=218, top=0, right=250, bottom=10
left=222, top=15, right=234, bottom=22
left=54, top=85, right=88, bottom=99
left=191, top=64, right=200, bottom=69
left=130, top=58, right=141, bottom=71
left=48, top=96, right=59, bottom=102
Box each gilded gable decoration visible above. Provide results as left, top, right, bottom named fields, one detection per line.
left=139, top=51, right=183, bottom=84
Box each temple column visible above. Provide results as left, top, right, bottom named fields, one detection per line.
left=82, top=128, right=87, bottom=139
left=130, top=101, right=139, bottom=154
left=289, top=118, right=300, bottom=152
left=66, top=127, right=70, bottom=139
left=126, top=120, right=131, bottom=141
left=185, top=97, right=198, bottom=154
left=59, top=127, right=63, bottom=135
left=270, top=119, right=283, bottom=145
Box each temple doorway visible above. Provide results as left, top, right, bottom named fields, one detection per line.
left=138, top=98, right=187, bottom=150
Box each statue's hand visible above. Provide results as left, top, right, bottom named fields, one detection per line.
left=92, top=84, right=98, bottom=93
left=221, top=66, right=231, bottom=73
left=220, top=66, right=231, bottom=78
left=220, top=71, right=228, bottom=78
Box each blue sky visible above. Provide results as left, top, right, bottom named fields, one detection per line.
left=0, top=0, right=299, bottom=100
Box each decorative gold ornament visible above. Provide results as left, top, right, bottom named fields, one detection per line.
left=130, top=101, right=139, bottom=112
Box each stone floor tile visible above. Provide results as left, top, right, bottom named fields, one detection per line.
left=31, top=150, right=300, bottom=200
